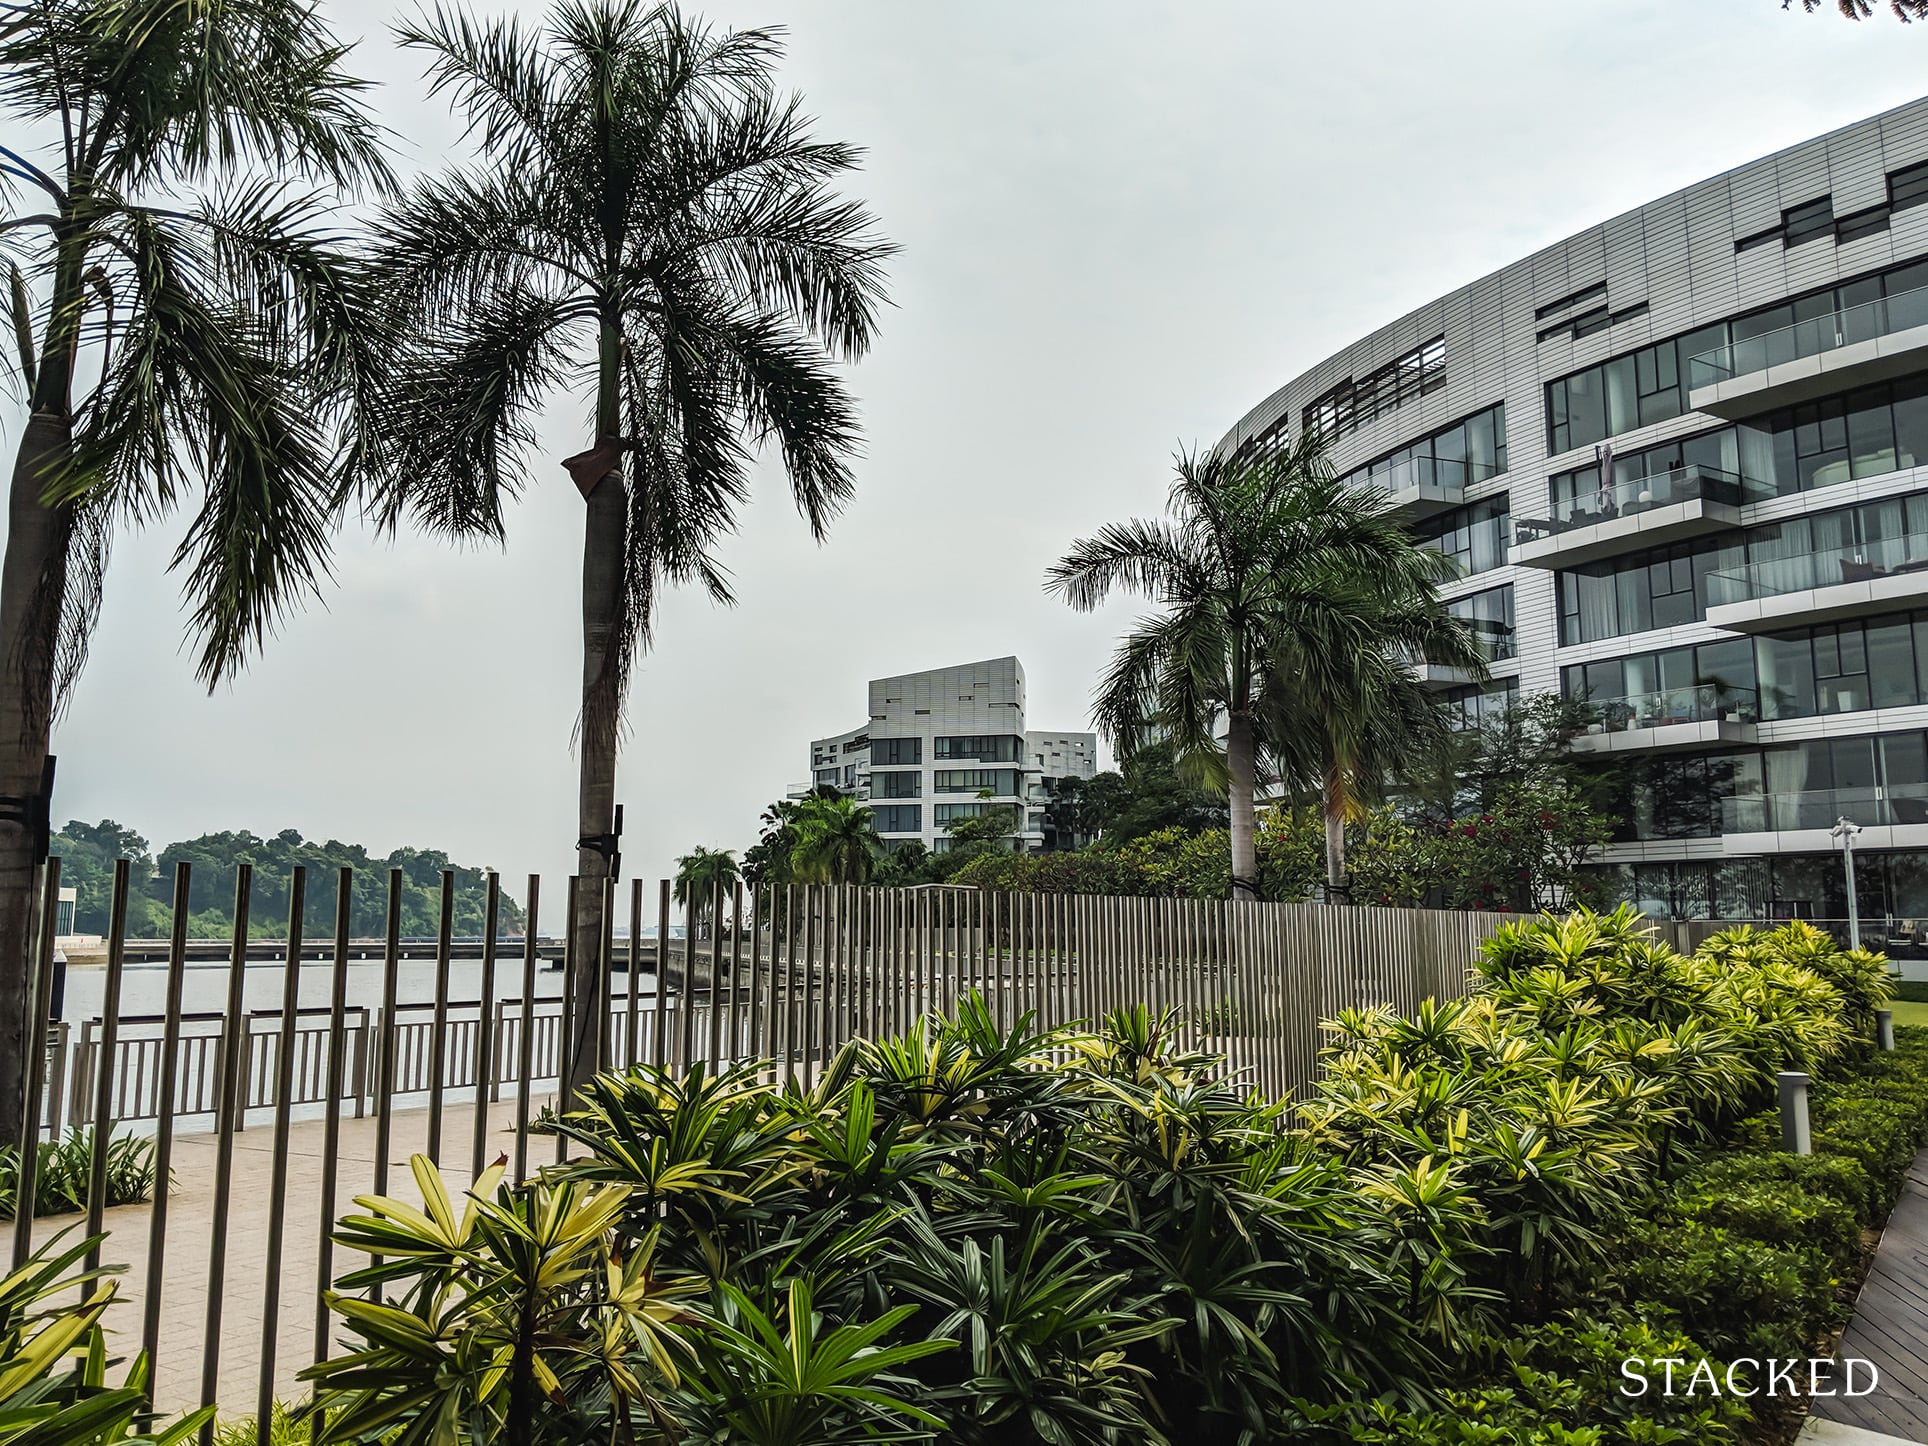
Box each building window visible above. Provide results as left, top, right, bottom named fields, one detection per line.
left=1893, top=160, right=1928, bottom=214
left=932, top=768, right=1020, bottom=795
left=1302, top=336, right=1445, bottom=440
left=1447, top=585, right=1515, bottom=662
left=813, top=768, right=839, bottom=788
left=1343, top=403, right=1507, bottom=496
left=868, top=804, right=922, bottom=833
left=933, top=735, right=1022, bottom=762
left=1441, top=680, right=1517, bottom=730
left=870, top=737, right=921, bottom=766
left=934, top=802, right=1007, bottom=825
left=1557, top=534, right=1743, bottom=644
left=1417, top=495, right=1510, bottom=575
left=1561, top=637, right=1759, bottom=727
left=874, top=770, right=921, bottom=798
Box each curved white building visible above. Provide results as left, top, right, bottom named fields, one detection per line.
left=1220, top=96, right=1928, bottom=935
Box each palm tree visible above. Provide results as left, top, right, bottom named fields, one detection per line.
left=1047, top=430, right=1479, bottom=902
left=673, top=845, right=739, bottom=936
left=362, top=1, right=892, bottom=1100
left=789, top=794, right=883, bottom=885
left=1263, top=586, right=1487, bottom=900
left=0, top=0, right=389, bottom=1146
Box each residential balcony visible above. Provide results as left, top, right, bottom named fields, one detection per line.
left=1569, top=683, right=1759, bottom=754
left=1720, top=783, right=1928, bottom=854
left=1686, top=282, right=1928, bottom=419
left=1704, top=530, right=1928, bottom=631
left=1512, top=465, right=1747, bottom=569
left=1357, top=455, right=1496, bottom=519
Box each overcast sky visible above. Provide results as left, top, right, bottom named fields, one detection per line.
left=15, top=0, right=1928, bottom=895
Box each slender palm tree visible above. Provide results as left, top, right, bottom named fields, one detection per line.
left=1047, top=430, right=1479, bottom=902
left=789, top=793, right=882, bottom=885
left=0, top=0, right=389, bottom=1147
left=362, top=1, right=892, bottom=1100
left=672, top=844, right=739, bottom=936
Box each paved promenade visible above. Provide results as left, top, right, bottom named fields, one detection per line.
left=29, top=1096, right=557, bottom=1421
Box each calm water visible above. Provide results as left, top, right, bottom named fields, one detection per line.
left=56, top=956, right=666, bottom=1023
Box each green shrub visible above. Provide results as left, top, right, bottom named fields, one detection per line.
left=1608, top=1217, right=1841, bottom=1362
left=0, top=1126, right=157, bottom=1220
left=1664, top=1156, right=1863, bottom=1271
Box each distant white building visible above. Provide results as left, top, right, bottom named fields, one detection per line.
left=794, top=656, right=1098, bottom=853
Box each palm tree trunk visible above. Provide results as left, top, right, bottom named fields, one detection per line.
left=0, top=412, right=75, bottom=1150
left=1226, top=710, right=1260, bottom=902
left=1323, top=772, right=1348, bottom=903
left=567, top=320, right=626, bottom=1104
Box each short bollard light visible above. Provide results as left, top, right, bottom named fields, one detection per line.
left=1878, top=1008, right=1896, bottom=1052
left=1778, top=1070, right=1813, bottom=1155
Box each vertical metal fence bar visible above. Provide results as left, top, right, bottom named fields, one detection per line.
left=370, top=869, right=403, bottom=1300
left=770, top=885, right=787, bottom=1085
left=12, top=858, right=59, bottom=1272
left=83, top=860, right=131, bottom=1281
left=745, top=884, right=764, bottom=1065
left=800, top=888, right=819, bottom=1087
left=782, top=885, right=799, bottom=1087
left=198, top=864, right=253, bottom=1444
left=598, top=875, right=615, bottom=1076
left=256, top=867, right=307, bottom=1446
left=626, top=878, right=642, bottom=1069
left=472, top=872, right=501, bottom=1179
left=514, top=877, right=540, bottom=1184
left=728, top=882, right=745, bottom=1064
left=651, top=881, right=670, bottom=1071
left=139, top=862, right=192, bottom=1388
left=427, top=869, right=455, bottom=1163
left=315, top=867, right=354, bottom=1370
left=675, top=889, right=694, bottom=1074
left=705, top=879, right=724, bottom=1069
left=558, top=876, right=579, bottom=1163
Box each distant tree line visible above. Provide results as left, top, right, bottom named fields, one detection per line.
left=51, top=823, right=525, bottom=940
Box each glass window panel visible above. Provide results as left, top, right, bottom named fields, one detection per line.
left=1848, top=384, right=1900, bottom=478
left=1870, top=618, right=1919, bottom=709
left=1757, top=633, right=1816, bottom=720
left=1605, top=355, right=1639, bottom=435
left=1466, top=408, right=1498, bottom=478
left=1882, top=732, right=1928, bottom=787
left=1563, top=371, right=1604, bottom=452
left=1893, top=376, right=1928, bottom=472
left=1832, top=737, right=1878, bottom=790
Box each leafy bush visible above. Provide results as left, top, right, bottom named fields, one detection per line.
left=0, top=1127, right=157, bottom=1220
left=304, top=911, right=1923, bottom=1445
left=0, top=1229, right=211, bottom=1445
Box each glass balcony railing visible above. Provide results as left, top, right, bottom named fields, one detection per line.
left=1356, top=455, right=1501, bottom=496
left=1538, top=463, right=1746, bottom=534
left=1722, top=783, right=1928, bottom=833
left=1576, top=683, right=1758, bottom=734
left=1706, top=530, right=1928, bottom=605
left=1687, top=283, right=1928, bottom=389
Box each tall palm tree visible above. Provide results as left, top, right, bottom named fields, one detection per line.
left=789, top=793, right=882, bottom=885
left=1047, top=430, right=1479, bottom=902
left=362, top=1, right=892, bottom=1100
left=672, top=845, right=739, bottom=936
left=0, top=0, right=389, bottom=1146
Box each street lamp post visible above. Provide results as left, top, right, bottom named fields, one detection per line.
left=1831, top=816, right=1864, bottom=951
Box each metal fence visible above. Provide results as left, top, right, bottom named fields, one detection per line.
left=8, top=856, right=1503, bottom=1438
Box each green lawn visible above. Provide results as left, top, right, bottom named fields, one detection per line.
left=1889, top=998, right=1928, bottom=1028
